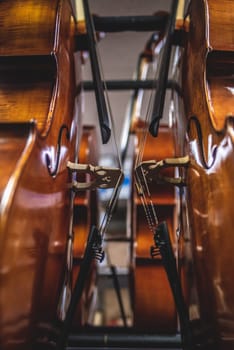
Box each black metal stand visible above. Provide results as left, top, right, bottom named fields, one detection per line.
left=92, top=13, right=168, bottom=32
left=83, top=79, right=181, bottom=94
left=67, top=328, right=182, bottom=349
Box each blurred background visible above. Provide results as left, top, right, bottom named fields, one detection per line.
left=79, top=0, right=172, bottom=154
left=73, top=0, right=172, bottom=327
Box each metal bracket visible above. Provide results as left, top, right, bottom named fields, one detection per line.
left=135, top=155, right=189, bottom=187
left=67, top=161, right=124, bottom=191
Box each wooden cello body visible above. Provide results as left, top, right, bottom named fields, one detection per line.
left=72, top=125, right=99, bottom=328
left=126, top=28, right=179, bottom=334
left=131, top=125, right=177, bottom=333
left=0, top=0, right=82, bottom=348
left=171, top=0, right=234, bottom=347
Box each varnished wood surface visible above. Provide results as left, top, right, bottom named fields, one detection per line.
left=73, top=125, right=99, bottom=258
left=131, top=125, right=177, bottom=333
left=0, top=1, right=81, bottom=349
left=72, top=126, right=99, bottom=327
left=207, top=0, right=234, bottom=51
left=0, top=124, right=31, bottom=204
left=0, top=57, right=55, bottom=133
left=206, top=52, right=234, bottom=131
left=0, top=0, right=57, bottom=56
left=173, top=0, right=234, bottom=347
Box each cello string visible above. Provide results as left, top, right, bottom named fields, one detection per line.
left=135, top=0, right=181, bottom=233
left=134, top=107, right=158, bottom=231
left=134, top=38, right=165, bottom=232
left=98, top=174, right=123, bottom=238
left=135, top=34, right=165, bottom=167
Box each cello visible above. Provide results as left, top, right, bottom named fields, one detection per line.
left=170, top=0, right=234, bottom=348
left=129, top=0, right=188, bottom=335
left=132, top=125, right=178, bottom=333
left=127, top=32, right=178, bottom=333
left=72, top=125, right=99, bottom=328
left=141, top=0, right=234, bottom=348
left=0, top=0, right=83, bottom=348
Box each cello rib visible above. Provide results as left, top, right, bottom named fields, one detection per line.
left=172, top=0, right=234, bottom=347
left=132, top=125, right=177, bottom=333
left=72, top=125, right=99, bottom=327
left=0, top=1, right=81, bottom=349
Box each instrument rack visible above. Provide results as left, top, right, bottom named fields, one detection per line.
left=63, top=7, right=186, bottom=350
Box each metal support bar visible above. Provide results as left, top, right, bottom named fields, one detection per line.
left=75, top=29, right=184, bottom=52
left=67, top=348, right=181, bottom=350
left=68, top=332, right=182, bottom=348
left=92, top=14, right=168, bottom=32
left=83, top=79, right=181, bottom=95
left=104, top=237, right=132, bottom=242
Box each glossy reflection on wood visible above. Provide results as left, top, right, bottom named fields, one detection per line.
left=72, top=125, right=99, bottom=328
left=0, top=1, right=82, bottom=349
left=131, top=125, right=177, bottom=333
left=173, top=0, right=234, bottom=348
